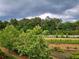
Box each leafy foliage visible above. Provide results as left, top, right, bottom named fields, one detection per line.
left=0, top=17, right=79, bottom=35
left=0, top=25, right=51, bottom=59
left=70, top=52, right=79, bottom=59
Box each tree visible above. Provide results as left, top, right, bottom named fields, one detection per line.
left=10, top=18, right=18, bottom=26
left=42, top=17, right=62, bottom=34
left=31, top=17, right=42, bottom=26
left=74, top=20, right=79, bottom=30
left=0, top=21, right=5, bottom=30
left=60, top=22, right=74, bottom=30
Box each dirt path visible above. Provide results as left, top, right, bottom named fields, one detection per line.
left=53, top=57, right=59, bottom=59
left=1, top=44, right=79, bottom=59
left=49, top=44, right=79, bottom=50
left=0, top=47, right=28, bottom=59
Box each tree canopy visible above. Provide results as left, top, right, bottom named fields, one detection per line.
left=0, top=17, right=79, bottom=35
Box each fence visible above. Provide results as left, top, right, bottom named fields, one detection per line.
left=44, top=35, right=79, bottom=38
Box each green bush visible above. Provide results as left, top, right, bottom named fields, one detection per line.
left=0, top=25, right=20, bottom=50
left=0, top=25, right=51, bottom=59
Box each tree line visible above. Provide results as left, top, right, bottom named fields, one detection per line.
left=0, top=16, right=79, bottom=35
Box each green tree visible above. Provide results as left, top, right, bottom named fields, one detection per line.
left=10, top=18, right=18, bottom=26
left=0, top=21, right=6, bottom=30
left=74, top=20, right=79, bottom=30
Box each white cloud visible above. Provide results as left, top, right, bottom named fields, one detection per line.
left=64, top=5, right=79, bottom=15
left=38, top=13, right=60, bottom=19
left=24, top=13, right=75, bottom=22
left=25, top=13, right=60, bottom=19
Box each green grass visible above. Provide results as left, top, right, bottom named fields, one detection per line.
left=47, top=39, right=79, bottom=44
left=70, top=52, right=79, bottom=59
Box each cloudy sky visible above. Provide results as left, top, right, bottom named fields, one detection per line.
left=0, top=0, right=79, bottom=21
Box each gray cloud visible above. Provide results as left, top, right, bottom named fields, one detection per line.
left=0, top=0, right=79, bottom=21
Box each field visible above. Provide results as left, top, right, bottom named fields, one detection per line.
left=46, top=38, right=79, bottom=59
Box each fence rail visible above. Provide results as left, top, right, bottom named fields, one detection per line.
left=44, top=35, right=79, bottom=38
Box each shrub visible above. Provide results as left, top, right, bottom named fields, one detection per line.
left=0, top=25, right=20, bottom=50
left=0, top=25, right=52, bottom=59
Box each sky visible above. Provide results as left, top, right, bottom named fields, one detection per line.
left=0, top=0, right=79, bottom=21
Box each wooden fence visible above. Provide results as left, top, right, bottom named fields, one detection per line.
left=44, top=35, right=79, bottom=38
